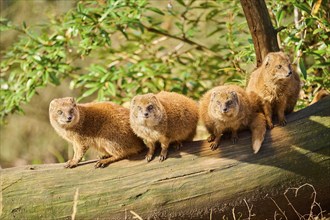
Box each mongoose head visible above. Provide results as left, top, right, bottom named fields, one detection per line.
left=49, top=97, right=80, bottom=128
left=130, top=93, right=164, bottom=126
left=263, top=51, right=293, bottom=81
left=209, top=89, right=239, bottom=119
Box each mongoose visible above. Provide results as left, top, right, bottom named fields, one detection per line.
left=199, top=85, right=266, bottom=154
left=310, top=89, right=329, bottom=105
left=129, top=91, right=199, bottom=162
left=49, top=97, right=145, bottom=168
left=246, top=51, right=301, bottom=128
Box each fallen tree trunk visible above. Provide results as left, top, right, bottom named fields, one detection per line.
left=1, top=97, right=330, bottom=220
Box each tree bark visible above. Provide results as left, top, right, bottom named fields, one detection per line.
left=1, top=97, right=330, bottom=220
left=240, top=0, right=280, bottom=66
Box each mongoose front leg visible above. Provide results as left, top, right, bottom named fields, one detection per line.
left=210, top=134, right=222, bottom=150
left=145, top=141, right=156, bottom=162
left=65, top=144, right=89, bottom=168
left=250, top=113, right=266, bottom=154
left=231, top=130, right=239, bottom=144
left=277, top=102, right=287, bottom=126
left=172, top=141, right=183, bottom=150
left=159, top=138, right=171, bottom=162
left=207, top=134, right=216, bottom=142
left=263, top=101, right=274, bottom=129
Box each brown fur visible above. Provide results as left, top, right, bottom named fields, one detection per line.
left=310, top=89, right=330, bottom=105
left=199, top=85, right=266, bottom=153
left=130, top=91, right=199, bottom=161
left=49, top=97, right=145, bottom=168
left=246, top=51, right=301, bottom=128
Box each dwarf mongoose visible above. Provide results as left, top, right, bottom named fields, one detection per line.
left=310, top=89, right=329, bottom=105
left=199, top=85, right=266, bottom=154
left=130, top=91, right=199, bottom=162
left=49, top=97, right=145, bottom=168
left=246, top=51, right=301, bottom=128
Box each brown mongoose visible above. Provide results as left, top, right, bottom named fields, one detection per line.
left=310, top=89, right=329, bottom=105
left=49, top=97, right=145, bottom=168
left=246, top=51, right=301, bottom=128
left=199, top=85, right=266, bottom=154
left=129, top=91, right=199, bottom=162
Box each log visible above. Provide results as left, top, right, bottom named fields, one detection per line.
left=1, top=97, right=330, bottom=220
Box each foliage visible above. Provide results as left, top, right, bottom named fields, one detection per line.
left=269, top=0, right=330, bottom=107
left=0, top=0, right=251, bottom=123
left=1, top=0, right=329, bottom=123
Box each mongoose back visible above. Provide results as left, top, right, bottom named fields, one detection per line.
left=130, top=91, right=199, bottom=161
left=246, top=51, right=301, bottom=128
left=49, top=97, right=145, bottom=168
left=199, top=85, right=266, bottom=153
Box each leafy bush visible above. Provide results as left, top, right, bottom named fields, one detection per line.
left=1, top=0, right=329, bottom=123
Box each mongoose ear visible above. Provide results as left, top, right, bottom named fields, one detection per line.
left=150, top=94, right=160, bottom=105
left=131, top=95, right=138, bottom=106
left=70, top=97, right=76, bottom=104
left=264, top=53, right=273, bottom=67
left=210, top=91, right=217, bottom=102
left=230, top=91, right=238, bottom=101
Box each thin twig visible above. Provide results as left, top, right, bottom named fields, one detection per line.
left=71, top=188, right=79, bottom=220
left=130, top=210, right=143, bottom=220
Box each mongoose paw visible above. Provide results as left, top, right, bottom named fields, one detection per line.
left=267, top=122, right=274, bottom=129
left=279, top=119, right=287, bottom=126
left=64, top=160, right=78, bottom=169
left=210, top=142, right=219, bottom=151
left=98, top=154, right=111, bottom=159
left=207, top=135, right=216, bottom=142
left=145, top=154, right=153, bottom=162
left=173, top=142, right=183, bottom=150
left=159, top=154, right=167, bottom=162
left=94, top=160, right=109, bottom=168
left=231, top=136, right=238, bottom=144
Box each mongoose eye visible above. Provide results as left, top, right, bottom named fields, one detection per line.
left=57, top=110, right=63, bottom=115
left=276, top=65, right=282, bottom=69
left=227, top=100, right=233, bottom=105
left=147, top=105, right=154, bottom=111
left=69, top=108, right=74, bottom=114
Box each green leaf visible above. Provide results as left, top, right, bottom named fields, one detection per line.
left=299, top=58, right=307, bottom=79
left=294, top=2, right=311, bottom=14
left=82, top=87, right=99, bottom=98
left=146, top=7, right=165, bottom=15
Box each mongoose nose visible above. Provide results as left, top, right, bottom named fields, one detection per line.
left=67, top=116, right=72, bottom=121
left=287, top=71, right=292, bottom=77
left=144, top=112, right=149, bottom=118
left=222, top=107, right=228, bottom=113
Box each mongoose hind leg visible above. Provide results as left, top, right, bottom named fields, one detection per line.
left=250, top=113, right=266, bottom=154
left=95, top=156, right=121, bottom=168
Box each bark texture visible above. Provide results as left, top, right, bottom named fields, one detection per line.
left=240, top=0, right=280, bottom=66
left=1, top=98, right=330, bottom=220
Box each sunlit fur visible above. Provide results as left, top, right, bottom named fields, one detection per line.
left=130, top=91, right=199, bottom=161
left=199, top=85, right=266, bottom=153
left=246, top=51, right=301, bottom=128
left=49, top=97, right=145, bottom=168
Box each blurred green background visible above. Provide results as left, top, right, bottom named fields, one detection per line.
left=1, top=0, right=329, bottom=168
